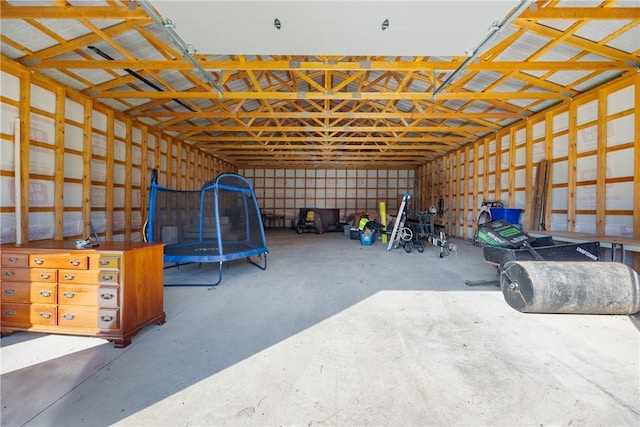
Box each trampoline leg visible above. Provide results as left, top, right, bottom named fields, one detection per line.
left=248, top=252, right=268, bottom=271
left=163, top=261, right=223, bottom=287
left=164, top=262, right=194, bottom=270
left=164, top=255, right=266, bottom=287
left=210, top=262, right=223, bottom=286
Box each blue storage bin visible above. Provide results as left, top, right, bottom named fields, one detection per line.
left=360, top=230, right=376, bottom=246
left=490, top=208, right=521, bottom=224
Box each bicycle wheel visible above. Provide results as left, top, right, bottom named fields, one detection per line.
left=399, top=227, right=413, bottom=242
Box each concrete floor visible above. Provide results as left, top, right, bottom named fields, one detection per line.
left=1, top=230, right=639, bottom=426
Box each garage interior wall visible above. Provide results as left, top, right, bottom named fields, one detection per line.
left=239, top=168, right=415, bottom=225
left=416, top=72, right=640, bottom=271
left=0, top=59, right=236, bottom=244
left=1, top=56, right=639, bottom=273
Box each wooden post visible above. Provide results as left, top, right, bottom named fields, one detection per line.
left=82, top=99, right=92, bottom=238
left=140, top=126, right=149, bottom=241
left=508, top=128, right=516, bottom=207
left=105, top=110, right=114, bottom=239
left=462, top=147, right=469, bottom=237
left=18, top=72, right=31, bottom=242
left=567, top=101, right=577, bottom=232
left=596, top=91, right=607, bottom=236
left=544, top=110, right=554, bottom=231
left=633, top=74, right=640, bottom=273
left=54, top=87, right=65, bottom=240
left=124, top=118, right=133, bottom=240
left=525, top=120, right=533, bottom=230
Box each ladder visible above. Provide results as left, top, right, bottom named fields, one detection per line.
left=386, top=193, right=411, bottom=251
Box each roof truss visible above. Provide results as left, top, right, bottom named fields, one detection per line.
left=1, top=0, right=638, bottom=168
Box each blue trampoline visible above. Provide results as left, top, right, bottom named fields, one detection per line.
left=145, top=171, right=268, bottom=286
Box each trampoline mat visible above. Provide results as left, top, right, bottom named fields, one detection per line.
left=164, top=240, right=267, bottom=263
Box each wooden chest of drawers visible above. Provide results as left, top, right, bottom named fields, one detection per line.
left=0, top=241, right=165, bottom=347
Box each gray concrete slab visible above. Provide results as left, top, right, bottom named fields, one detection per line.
left=1, top=230, right=639, bottom=426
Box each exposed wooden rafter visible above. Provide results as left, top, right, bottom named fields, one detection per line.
left=1, top=0, right=638, bottom=168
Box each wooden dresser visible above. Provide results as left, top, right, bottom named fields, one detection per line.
left=0, top=241, right=165, bottom=348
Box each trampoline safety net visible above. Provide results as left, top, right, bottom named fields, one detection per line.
left=146, top=172, right=268, bottom=266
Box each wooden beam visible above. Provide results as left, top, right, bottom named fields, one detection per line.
left=519, top=7, right=640, bottom=20
left=544, top=109, right=555, bottom=231
left=31, top=59, right=634, bottom=72
left=82, top=99, right=92, bottom=238
left=54, top=86, right=65, bottom=240
left=18, top=20, right=151, bottom=63
left=124, top=118, right=132, bottom=239
left=137, top=111, right=522, bottom=119
left=0, top=5, right=150, bottom=19
left=524, top=119, right=533, bottom=230
left=513, top=19, right=639, bottom=64
left=164, top=124, right=497, bottom=133
left=105, top=110, right=114, bottom=239
left=192, top=135, right=469, bottom=144
left=203, top=146, right=450, bottom=157
left=209, top=151, right=435, bottom=158
left=95, top=90, right=567, bottom=101
left=19, top=70, right=31, bottom=242
left=634, top=74, right=640, bottom=272
left=140, top=125, right=148, bottom=242
left=567, top=101, right=577, bottom=232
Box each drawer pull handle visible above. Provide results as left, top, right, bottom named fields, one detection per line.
left=8, top=257, right=18, bottom=263
left=100, top=292, right=115, bottom=300
left=4, top=310, right=16, bottom=316
left=69, top=260, right=81, bottom=267
left=99, top=260, right=110, bottom=266
left=40, top=312, right=52, bottom=319
left=4, top=271, right=14, bottom=278
left=64, top=274, right=75, bottom=280
left=40, top=273, right=51, bottom=279
left=100, top=315, right=114, bottom=322
left=101, top=275, right=113, bottom=281
left=40, top=290, right=52, bottom=297
left=33, top=258, right=44, bottom=265
left=63, top=291, right=75, bottom=298
left=63, top=313, right=75, bottom=320
left=4, top=288, right=15, bottom=295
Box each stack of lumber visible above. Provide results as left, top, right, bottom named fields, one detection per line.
left=529, top=159, right=549, bottom=231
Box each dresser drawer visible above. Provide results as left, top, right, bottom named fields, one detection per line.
left=1, top=268, right=57, bottom=282
left=1, top=253, right=28, bottom=267
left=2, top=303, right=57, bottom=326
left=58, top=306, right=119, bottom=330
left=2, top=282, right=57, bottom=304
left=58, top=284, right=119, bottom=308
left=30, top=254, right=88, bottom=269
left=92, top=255, right=120, bottom=270
left=58, top=269, right=119, bottom=284
left=1, top=267, right=28, bottom=282
left=0, top=241, right=165, bottom=347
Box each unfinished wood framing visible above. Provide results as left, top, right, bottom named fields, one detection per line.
left=54, top=86, right=65, bottom=240
left=18, top=67, right=30, bottom=242
left=105, top=109, right=115, bottom=240
left=0, top=62, right=234, bottom=244
left=416, top=72, right=639, bottom=265
left=2, top=2, right=637, bottom=169
left=0, top=1, right=638, bottom=268
left=82, top=98, right=92, bottom=239
left=240, top=168, right=415, bottom=225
